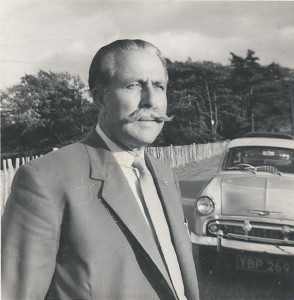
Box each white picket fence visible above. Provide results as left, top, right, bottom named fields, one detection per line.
left=1, top=142, right=227, bottom=214
left=146, top=142, right=227, bottom=167
left=1, top=148, right=59, bottom=214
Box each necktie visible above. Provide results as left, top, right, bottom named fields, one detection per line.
left=132, top=157, right=186, bottom=300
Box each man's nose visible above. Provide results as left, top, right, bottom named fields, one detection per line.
left=140, top=85, right=156, bottom=108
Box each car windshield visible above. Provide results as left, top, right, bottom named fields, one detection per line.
left=223, top=146, right=294, bottom=174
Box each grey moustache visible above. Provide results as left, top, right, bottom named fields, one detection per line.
left=125, top=108, right=174, bottom=123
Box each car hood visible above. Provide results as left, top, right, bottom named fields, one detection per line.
left=220, top=173, right=294, bottom=220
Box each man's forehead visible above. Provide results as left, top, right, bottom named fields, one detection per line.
left=113, top=49, right=167, bottom=82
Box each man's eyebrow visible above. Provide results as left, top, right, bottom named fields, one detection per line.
left=152, top=80, right=165, bottom=84
left=151, top=80, right=167, bottom=86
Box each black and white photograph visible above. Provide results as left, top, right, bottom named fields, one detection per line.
left=1, top=1, right=294, bottom=300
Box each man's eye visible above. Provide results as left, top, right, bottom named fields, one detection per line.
left=155, top=85, right=165, bottom=91
left=127, top=83, right=141, bottom=90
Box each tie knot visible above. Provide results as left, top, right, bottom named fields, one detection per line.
left=132, top=157, right=148, bottom=173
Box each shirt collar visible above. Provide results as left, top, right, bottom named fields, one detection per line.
left=95, top=123, right=144, bottom=168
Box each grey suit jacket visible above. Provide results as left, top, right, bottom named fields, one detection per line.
left=2, top=128, right=199, bottom=300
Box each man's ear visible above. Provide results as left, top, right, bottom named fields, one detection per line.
left=92, top=87, right=105, bottom=111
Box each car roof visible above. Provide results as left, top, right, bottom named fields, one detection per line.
left=244, top=132, right=294, bottom=139
left=227, top=137, right=294, bottom=150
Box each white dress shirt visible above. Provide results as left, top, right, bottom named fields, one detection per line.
left=95, top=124, right=150, bottom=225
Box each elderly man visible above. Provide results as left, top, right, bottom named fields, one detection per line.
left=2, top=39, right=199, bottom=300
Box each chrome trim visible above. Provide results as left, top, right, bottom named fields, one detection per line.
left=197, top=215, right=294, bottom=238
left=206, top=219, right=294, bottom=244
left=242, top=220, right=252, bottom=233
left=208, top=220, right=294, bottom=232
left=190, top=232, right=294, bottom=256
left=195, top=195, right=215, bottom=216
left=227, top=233, right=294, bottom=245
left=247, top=209, right=281, bottom=216
left=208, top=215, right=294, bottom=226
left=196, top=195, right=215, bottom=206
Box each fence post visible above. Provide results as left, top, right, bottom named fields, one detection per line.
left=1, top=160, right=8, bottom=213
left=7, top=159, right=13, bottom=173
left=15, top=158, right=20, bottom=169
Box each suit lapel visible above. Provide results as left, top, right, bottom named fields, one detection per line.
left=146, top=154, right=199, bottom=300
left=82, top=129, right=175, bottom=296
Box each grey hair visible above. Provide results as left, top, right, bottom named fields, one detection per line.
left=88, top=39, right=168, bottom=93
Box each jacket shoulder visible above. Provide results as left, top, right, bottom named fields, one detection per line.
left=24, top=142, right=89, bottom=175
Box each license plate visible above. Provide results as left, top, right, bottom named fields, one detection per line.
left=236, top=255, right=292, bottom=275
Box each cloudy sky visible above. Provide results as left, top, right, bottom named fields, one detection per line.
left=1, top=0, right=294, bottom=89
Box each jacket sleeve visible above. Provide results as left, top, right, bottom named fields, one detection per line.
left=1, top=163, right=62, bottom=300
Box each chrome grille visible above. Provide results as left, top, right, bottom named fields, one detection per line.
left=207, top=220, right=294, bottom=245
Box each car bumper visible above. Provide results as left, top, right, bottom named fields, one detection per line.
left=191, top=232, right=294, bottom=256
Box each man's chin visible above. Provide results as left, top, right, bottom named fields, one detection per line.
left=123, top=133, right=160, bottom=149
left=117, top=123, right=163, bottom=148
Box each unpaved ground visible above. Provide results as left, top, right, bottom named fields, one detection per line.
left=174, top=156, right=294, bottom=300
left=174, top=155, right=221, bottom=182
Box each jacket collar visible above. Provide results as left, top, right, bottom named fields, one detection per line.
left=82, top=127, right=112, bottom=181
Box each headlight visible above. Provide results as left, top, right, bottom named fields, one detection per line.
left=196, top=196, right=215, bottom=215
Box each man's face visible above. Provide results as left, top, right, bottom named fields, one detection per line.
left=99, top=49, right=168, bottom=150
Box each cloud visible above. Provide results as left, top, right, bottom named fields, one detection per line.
left=1, top=1, right=294, bottom=89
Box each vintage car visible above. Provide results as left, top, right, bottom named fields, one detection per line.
left=191, top=133, right=294, bottom=276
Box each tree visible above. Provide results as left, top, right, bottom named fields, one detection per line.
left=229, top=50, right=264, bottom=132
left=1, top=71, right=97, bottom=156
left=252, top=63, right=294, bottom=133
left=163, top=61, right=215, bottom=145
left=164, top=60, right=231, bottom=144
left=193, top=61, right=232, bottom=141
